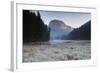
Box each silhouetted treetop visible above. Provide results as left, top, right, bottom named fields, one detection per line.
left=23, top=10, right=50, bottom=43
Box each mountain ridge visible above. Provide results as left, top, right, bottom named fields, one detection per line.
left=67, top=20, right=91, bottom=40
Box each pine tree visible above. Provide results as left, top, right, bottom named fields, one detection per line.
left=23, top=10, right=50, bottom=43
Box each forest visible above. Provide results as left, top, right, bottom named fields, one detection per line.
left=23, top=10, right=50, bottom=43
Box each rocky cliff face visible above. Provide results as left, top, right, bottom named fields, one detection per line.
left=49, top=20, right=73, bottom=40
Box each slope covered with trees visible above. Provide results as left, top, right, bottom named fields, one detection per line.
left=23, top=10, right=50, bottom=43
left=67, top=20, right=91, bottom=40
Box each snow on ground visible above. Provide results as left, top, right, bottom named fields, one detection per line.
left=23, top=40, right=91, bottom=62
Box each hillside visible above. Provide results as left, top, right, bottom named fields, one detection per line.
left=67, top=20, right=91, bottom=40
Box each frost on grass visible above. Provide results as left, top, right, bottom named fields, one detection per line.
left=23, top=40, right=91, bottom=62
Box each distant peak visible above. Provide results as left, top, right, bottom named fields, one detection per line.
left=49, top=19, right=73, bottom=30
left=49, top=19, right=65, bottom=25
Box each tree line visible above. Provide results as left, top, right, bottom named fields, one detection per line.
left=23, top=10, right=50, bottom=43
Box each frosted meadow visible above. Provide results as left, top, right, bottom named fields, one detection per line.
left=23, top=40, right=90, bottom=62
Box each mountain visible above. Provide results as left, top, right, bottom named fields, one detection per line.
left=67, top=20, right=91, bottom=40
left=49, top=20, right=73, bottom=40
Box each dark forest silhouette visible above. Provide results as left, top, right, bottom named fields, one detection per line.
left=23, top=10, right=50, bottom=43
left=67, top=20, right=91, bottom=40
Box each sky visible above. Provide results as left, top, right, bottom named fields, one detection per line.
left=31, top=10, right=91, bottom=28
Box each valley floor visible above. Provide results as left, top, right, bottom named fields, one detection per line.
left=23, top=40, right=91, bottom=62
